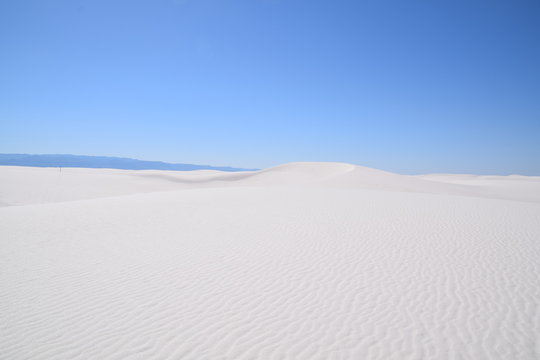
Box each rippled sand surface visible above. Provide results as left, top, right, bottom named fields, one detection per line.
left=1, top=163, right=540, bottom=359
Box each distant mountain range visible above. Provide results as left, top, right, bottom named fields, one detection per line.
left=0, top=154, right=256, bottom=172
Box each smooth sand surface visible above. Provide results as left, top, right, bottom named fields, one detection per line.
left=1, top=163, right=540, bottom=359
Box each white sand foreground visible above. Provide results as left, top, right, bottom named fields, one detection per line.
left=1, top=163, right=540, bottom=359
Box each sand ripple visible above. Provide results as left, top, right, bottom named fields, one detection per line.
left=1, top=186, right=540, bottom=359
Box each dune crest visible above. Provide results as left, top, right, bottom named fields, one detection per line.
left=2, top=162, right=539, bottom=206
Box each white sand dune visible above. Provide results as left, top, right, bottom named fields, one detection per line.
left=1, top=163, right=540, bottom=359
left=2, top=163, right=539, bottom=206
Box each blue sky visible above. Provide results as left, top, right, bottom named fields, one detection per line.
left=1, top=0, right=539, bottom=174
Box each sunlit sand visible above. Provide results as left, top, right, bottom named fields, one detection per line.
left=1, top=163, right=540, bottom=359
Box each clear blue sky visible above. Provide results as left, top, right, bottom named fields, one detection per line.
left=1, top=0, right=539, bottom=174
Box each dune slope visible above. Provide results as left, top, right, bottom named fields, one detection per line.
left=1, top=163, right=540, bottom=359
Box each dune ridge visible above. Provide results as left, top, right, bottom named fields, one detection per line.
left=1, top=162, right=539, bottom=206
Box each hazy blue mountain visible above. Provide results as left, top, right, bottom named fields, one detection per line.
left=0, top=154, right=256, bottom=172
